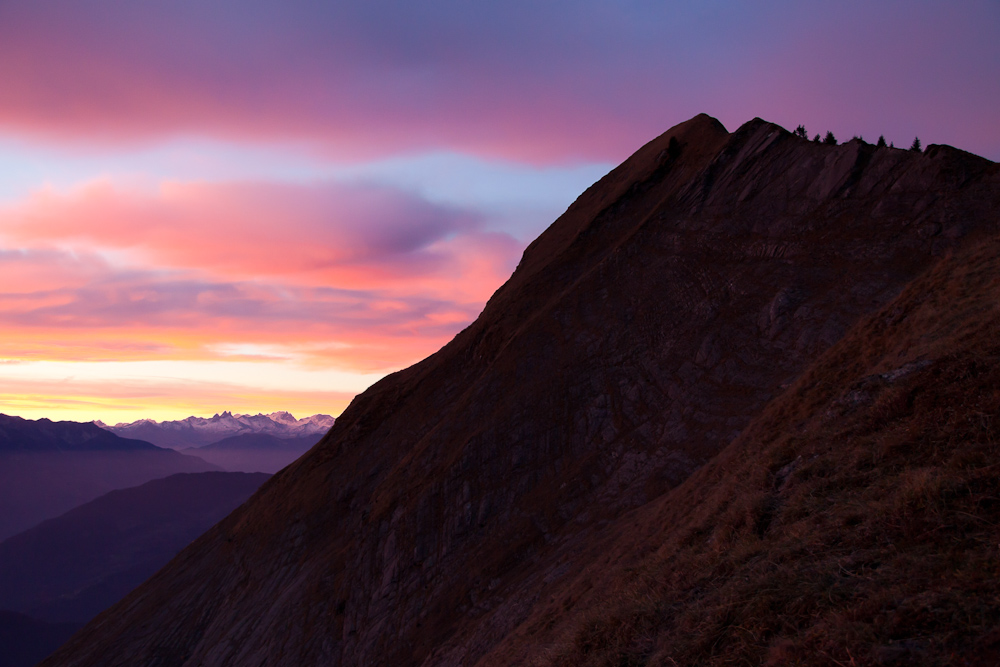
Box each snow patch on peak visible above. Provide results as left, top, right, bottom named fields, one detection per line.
left=268, top=411, right=298, bottom=425
left=112, top=418, right=158, bottom=428
left=100, top=411, right=336, bottom=449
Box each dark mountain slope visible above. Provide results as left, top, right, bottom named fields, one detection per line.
left=496, top=233, right=1000, bottom=666
left=0, top=416, right=217, bottom=541
left=44, top=115, right=1000, bottom=666
left=0, top=472, right=269, bottom=623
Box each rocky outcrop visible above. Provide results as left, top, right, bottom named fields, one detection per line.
left=44, top=115, right=1000, bottom=666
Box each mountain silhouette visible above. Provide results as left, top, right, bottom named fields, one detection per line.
left=0, top=415, right=218, bottom=541
left=100, top=412, right=334, bottom=449
left=0, top=471, right=270, bottom=623
left=44, top=115, right=1000, bottom=665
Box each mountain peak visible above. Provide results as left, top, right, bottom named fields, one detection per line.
left=498, top=113, right=730, bottom=308
left=100, top=411, right=335, bottom=449
left=267, top=411, right=297, bottom=424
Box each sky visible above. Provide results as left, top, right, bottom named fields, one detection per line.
left=0, top=1, right=997, bottom=424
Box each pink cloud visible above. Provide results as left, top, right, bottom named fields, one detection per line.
left=1, top=2, right=995, bottom=162
left=0, top=373, right=361, bottom=424
left=0, top=1, right=645, bottom=162
left=0, top=179, right=520, bottom=305
left=0, top=177, right=522, bottom=371
left=0, top=250, right=487, bottom=370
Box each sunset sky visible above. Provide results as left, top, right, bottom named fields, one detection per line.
left=1, top=1, right=997, bottom=423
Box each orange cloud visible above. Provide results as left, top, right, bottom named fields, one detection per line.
left=1, top=180, right=518, bottom=303
left=0, top=179, right=522, bottom=388
left=0, top=373, right=360, bottom=424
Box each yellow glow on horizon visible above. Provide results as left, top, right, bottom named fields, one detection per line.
left=0, top=160, right=523, bottom=425
left=0, top=391, right=357, bottom=425
left=0, top=359, right=387, bottom=424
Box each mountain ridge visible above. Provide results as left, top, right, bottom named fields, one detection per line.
left=98, top=411, right=334, bottom=449
left=45, top=114, right=1000, bottom=666
left=0, top=471, right=270, bottom=623
left=0, top=414, right=158, bottom=452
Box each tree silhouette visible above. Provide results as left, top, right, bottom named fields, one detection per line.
left=824, top=131, right=837, bottom=145
left=877, top=135, right=887, bottom=148
left=813, top=134, right=821, bottom=143
left=910, top=137, right=922, bottom=152
left=794, top=125, right=808, bottom=139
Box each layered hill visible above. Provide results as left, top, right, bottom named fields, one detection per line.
left=0, top=471, right=270, bottom=624
left=100, top=411, right=334, bottom=449
left=0, top=415, right=217, bottom=541
left=182, top=433, right=322, bottom=473
left=46, top=114, right=1000, bottom=666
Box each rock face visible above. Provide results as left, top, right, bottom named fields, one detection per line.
left=44, top=115, right=1000, bottom=666
left=498, top=233, right=1000, bottom=665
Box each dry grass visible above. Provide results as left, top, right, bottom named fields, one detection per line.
left=541, top=237, right=1000, bottom=666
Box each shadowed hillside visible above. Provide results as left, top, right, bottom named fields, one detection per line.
left=101, top=412, right=334, bottom=450
left=44, top=115, right=1000, bottom=666
left=489, top=233, right=1000, bottom=666
left=0, top=472, right=269, bottom=624
left=0, top=416, right=218, bottom=541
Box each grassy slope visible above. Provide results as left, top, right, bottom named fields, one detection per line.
left=522, top=236, right=1000, bottom=666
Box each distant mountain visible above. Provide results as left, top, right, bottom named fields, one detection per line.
left=0, top=611, right=79, bottom=667
left=0, top=414, right=158, bottom=452
left=98, top=411, right=334, bottom=449
left=182, top=433, right=322, bottom=473
left=0, top=414, right=218, bottom=541
left=0, top=471, right=269, bottom=624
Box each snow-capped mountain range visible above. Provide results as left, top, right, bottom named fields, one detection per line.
left=95, top=412, right=335, bottom=450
